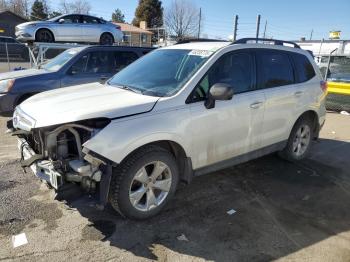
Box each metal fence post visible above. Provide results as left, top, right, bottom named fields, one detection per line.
left=5, top=42, right=11, bottom=71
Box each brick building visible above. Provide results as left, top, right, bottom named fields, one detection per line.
left=113, top=21, right=153, bottom=47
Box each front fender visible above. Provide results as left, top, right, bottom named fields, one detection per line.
left=83, top=109, right=192, bottom=164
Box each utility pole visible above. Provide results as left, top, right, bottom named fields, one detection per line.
left=310, top=29, right=313, bottom=40
left=198, top=8, right=202, bottom=39
left=263, top=20, right=267, bottom=38
left=256, top=14, right=261, bottom=41
left=233, top=15, right=238, bottom=41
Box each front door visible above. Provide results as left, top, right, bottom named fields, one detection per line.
left=52, top=15, right=83, bottom=42
left=188, top=50, right=265, bottom=169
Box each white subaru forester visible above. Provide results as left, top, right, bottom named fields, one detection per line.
left=11, top=38, right=326, bottom=219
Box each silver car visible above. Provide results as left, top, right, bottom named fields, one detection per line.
left=15, top=14, right=123, bottom=45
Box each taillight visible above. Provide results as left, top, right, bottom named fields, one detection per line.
left=115, top=25, right=121, bottom=30
left=320, top=80, right=327, bottom=92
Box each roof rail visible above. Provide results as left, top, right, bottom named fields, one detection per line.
left=175, top=38, right=229, bottom=45
left=233, top=38, right=301, bottom=49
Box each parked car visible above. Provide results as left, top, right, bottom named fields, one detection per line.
left=10, top=38, right=326, bottom=220
left=319, top=55, right=350, bottom=111
left=0, top=45, right=153, bottom=116
left=0, top=36, right=29, bottom=61
left=15, top=14, right=123, bottom=45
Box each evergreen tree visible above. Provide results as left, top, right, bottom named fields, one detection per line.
left=132, top=0, right=163, bottom=28
left=30, top=0, right=48, bottom=20
left=111, top=8, right=125, bottom=23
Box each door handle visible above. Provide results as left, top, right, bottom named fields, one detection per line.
left=294, top=91, right=303, bottom=97
left=250, top=102, right=263, bottom=109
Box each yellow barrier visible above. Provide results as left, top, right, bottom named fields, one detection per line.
left=327, top=81, right=350, bottom=96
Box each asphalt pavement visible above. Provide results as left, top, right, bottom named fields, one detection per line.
left=0, top=112, right=350, bottom=262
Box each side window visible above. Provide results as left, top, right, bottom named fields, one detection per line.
left=190, top=51, right=254, bottom=102
left=62, top=15, right=81, bottom=23
left=86, top=51, right=113, bottom=73
left=83, top=16, right=99, bottom=24
left=70, top=54, right=89, bottom=74
left=113, top=51, right=139, bottom=72
left=257, top=50, right=294, bottom=88
left=291, top=53, right=316, bottom=83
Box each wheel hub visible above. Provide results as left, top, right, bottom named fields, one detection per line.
left=129, top=161, right=172, bottom=212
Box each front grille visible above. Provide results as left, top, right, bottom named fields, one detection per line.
left=326, top=93, right=350, bottom=112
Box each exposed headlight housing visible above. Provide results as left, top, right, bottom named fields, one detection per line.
left=13, top=107, right=36, bottom=131
left=0, top=79, right=15, bottom=93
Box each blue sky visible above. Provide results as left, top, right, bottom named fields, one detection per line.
left=50, top=0, right=350, bottom=40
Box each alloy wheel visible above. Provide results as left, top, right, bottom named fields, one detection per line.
left=292, top=124, right=311, bottom=157
left=129, top=161, right=172, bottom=212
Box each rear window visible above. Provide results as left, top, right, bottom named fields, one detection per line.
left=113, top=51, right=139, bottom=72
left=257, top=50, right=294, bottom=89
left=291, top=53, right=315, bottom=83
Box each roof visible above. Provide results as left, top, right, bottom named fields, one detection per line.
left=113, top=22, right=153, bottom=35
left=164, top=41, right=230, bottom=51
left=0, top=9, right=28, bottom=22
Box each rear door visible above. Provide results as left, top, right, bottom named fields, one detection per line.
left=256, top=49, right=298, bottom=147
left=61, top=50, right=114, bottom=87
left=80, top=15, right=102, bottom=42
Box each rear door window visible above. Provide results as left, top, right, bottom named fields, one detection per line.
left=257, top=50, right=294, bottom=88
left=291, top=53, right=315, bottom=83
left=62, top=15, right=81, bottom=23
left=86, top=51, right=114, bottom=73
left=113, top=51, right=139, bottom=72
left=82, top=15, right=100, bottom=24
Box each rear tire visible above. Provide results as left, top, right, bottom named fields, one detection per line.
left=109, top=145, right=179, bottom=220
left=99, top=33, right=114, bottom=45
left=35, top=29, right=54, bottom=43
left=279, top=117, right=314, bottom=161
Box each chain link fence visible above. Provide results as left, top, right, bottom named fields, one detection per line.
left=0, top=42, right=32, bottom=73
left=326, top=93, right=350, bottom=112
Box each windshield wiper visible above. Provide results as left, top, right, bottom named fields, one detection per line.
left=114, top=84, right=143, bottom=94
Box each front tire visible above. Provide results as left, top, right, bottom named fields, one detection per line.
left=109, top=145, right=179, bottom=220
left=279, top=117, right=314, bottom=161
left=35, top=29, right=54, bottom=43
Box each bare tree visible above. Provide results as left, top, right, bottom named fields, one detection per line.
left=2, top=0, right=30, bottom=17
left=165, top=0, right=200, bottom=40
left=59, top=0, right=91, bottom=14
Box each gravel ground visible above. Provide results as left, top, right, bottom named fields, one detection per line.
left=0, top=113, right=350, bottom=262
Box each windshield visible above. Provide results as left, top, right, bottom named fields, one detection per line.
left=108, top=49, right=212, bottom=97
left=320, top=56, right=350, bottom=83
left=41, top=49, right=79, bottom=71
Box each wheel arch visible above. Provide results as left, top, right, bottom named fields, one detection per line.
left=120, top=140, right=193, bottom=184
left=35, top=28, right=55, bottom=41
left=15, top=92, right=37, bottom=106
left=293, top=110, right=320, bottom=139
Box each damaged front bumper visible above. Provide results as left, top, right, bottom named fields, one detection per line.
left=18, top=137, right=63, bottom=189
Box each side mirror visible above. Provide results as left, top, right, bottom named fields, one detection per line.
left=58, top=18, right=65, bottom=24
left=204, top=83, right=234, bottom=109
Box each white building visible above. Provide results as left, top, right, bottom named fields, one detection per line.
left=295, top=39, right=350, bottom=56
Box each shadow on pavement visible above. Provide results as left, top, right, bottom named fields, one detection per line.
left=66, top=138, right=350, bottom=261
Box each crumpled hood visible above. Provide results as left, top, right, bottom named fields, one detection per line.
left=0, top=69, right=47, bottom=81
left=18, top=83, right=159, bottom=128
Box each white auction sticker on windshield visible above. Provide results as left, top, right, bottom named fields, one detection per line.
left=189, top=50, right=213, bottom=57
